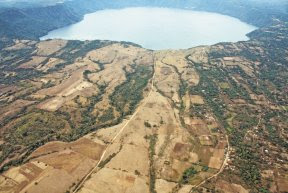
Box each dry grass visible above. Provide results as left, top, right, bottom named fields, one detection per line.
left=36, top=39, right=67, bottom=56
left=18, top=56, right=47, bottom=69
left=216, top=180, right=249, bottom=193
left=190, top=95, right=204, bottom=104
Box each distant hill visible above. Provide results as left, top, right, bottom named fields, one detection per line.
left=0, top=0, right=287, bottom=39
left=0, top=4, right=82, bottom=39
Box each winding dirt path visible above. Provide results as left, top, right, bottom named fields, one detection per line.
left=189, top=135, right=230, bottom=192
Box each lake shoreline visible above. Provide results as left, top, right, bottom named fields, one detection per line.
left=41, top=7, right=257, bottom=50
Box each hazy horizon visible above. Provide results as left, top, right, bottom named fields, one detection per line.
left=41, top=7, right=257, bottom=50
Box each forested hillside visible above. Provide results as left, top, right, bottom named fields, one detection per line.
left=0, top=0, right=287, bottom=40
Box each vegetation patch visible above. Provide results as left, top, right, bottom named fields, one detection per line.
left=181, top=167, right=198, bottom=184
left=110, top=65, right=153, bottom=118
left=146, top=134, right=158, bottom=193
left=4, top=111, right=67, bottom=146
left=0, top=110, right=68, bottom=172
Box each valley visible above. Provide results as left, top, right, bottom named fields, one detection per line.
left=0, top=19, right=287, bottom=193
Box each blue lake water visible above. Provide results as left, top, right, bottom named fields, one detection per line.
left=41, top=7, right=257, bottom=50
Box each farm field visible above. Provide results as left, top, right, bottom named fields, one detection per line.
left=0, top=20, right=287, bottom=193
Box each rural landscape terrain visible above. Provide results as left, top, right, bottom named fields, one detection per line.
left=0, top=0, right=288, bottom=193
left=0, top=18, right=287, bottom=193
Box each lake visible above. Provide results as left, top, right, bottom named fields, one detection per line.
left=41, top=7, right=257, bottom=50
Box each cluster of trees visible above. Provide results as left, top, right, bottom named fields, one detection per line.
left=4, top=111, right=66, bottom=146
left=189, top=104, right=206, bottom=118
left=62, top=64, right=153, bottom=142
left=233, top=111, right=257, bottom=130
left=98, top=107, right=115, bottom=123
left=147, top=134, right=157, bottom=193
left=56, top=40, right=112, bottom=62
left=229, top=114, right=262, bottom=188
left=181, top=167, right=198, bottom=184
left=98, top=152, right=117, bottom=168
left=0, top=47, right=46, bottom=85
left=186, top=59, right=266, bottom=189
left=0, top=4, right=82, bottom=39
left=0, top=110, right=69, bottom=172
left=144, top=121, right=152, bottom=128
left=189, top=66, right=227, bottom=127
left=1, top=47, right=35, bottom=69
left=262, top=112, right=288, bottom=148
left=41, top=80, right=56, bottom=89
left=225, top=70, right=251, bottom=101
left=110, top=65, right=153, bottom=118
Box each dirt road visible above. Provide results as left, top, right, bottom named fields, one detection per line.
left=189, top=135, right=230, bottom=192
left=73, top=60, right=156, bottom=193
